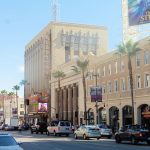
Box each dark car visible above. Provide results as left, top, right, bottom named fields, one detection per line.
left=115, top=125, right=150, bottom=145
left=31, top=121, right=47, bottom=134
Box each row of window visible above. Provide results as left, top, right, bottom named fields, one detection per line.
left=88, top=73, right=150, bottom=95
left=87, top=50, right=150, bottom=79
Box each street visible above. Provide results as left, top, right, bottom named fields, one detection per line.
left=3, top=130, right=150, bottom=150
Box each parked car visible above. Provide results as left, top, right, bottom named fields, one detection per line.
left=74, top=125, right=101, bottom=140
left=47, top=120, right=72, bottom=136
left=4, top=125, right=15, bottom=131
left=96, top=124, right=112, bottom=139
left=30, top=121, right=47, bottom=134
left=0, top=133, right=23, bottom=150
left=0, top=124, right=8, bottom=130
left=115, top=125, right=150, bottom=145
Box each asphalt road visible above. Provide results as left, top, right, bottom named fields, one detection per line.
left=4, top=130, right=150, bottom=150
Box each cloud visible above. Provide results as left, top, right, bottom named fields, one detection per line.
left=18, top=65, right=24, bottom=73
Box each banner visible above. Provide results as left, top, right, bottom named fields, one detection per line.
left=128, top=0, right=150, bottom=26
left=90, top=86, right=102, bottom=102
left=38, top=103, right=47, bottom=112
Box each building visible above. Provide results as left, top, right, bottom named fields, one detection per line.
left=25, top=22, right=150, bottom=128
left=24, top=22, right=108, bottom=123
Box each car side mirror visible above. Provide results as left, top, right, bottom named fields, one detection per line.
left=17, top=141, right=23, bottom=145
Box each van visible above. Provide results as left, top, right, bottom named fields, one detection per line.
left=47, top=120, right=72, bottom=136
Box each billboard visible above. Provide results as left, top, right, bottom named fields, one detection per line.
left=128, top=0, right=150, bottom=26
left=90, top=86, right=102, bottom=102
left=38, top=103, right=47, bottom=112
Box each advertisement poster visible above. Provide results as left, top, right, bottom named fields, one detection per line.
left=128, top=0, right=150, bottom=26
left=90, top=86, right=102, bottom=102
left=38, top=103, right=47, bottom=112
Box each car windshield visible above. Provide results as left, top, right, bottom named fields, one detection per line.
left=99, top=125, right=110, bottom=129
left=87, top=127, right=99, bottom=131
left=60, top=121, right=71, bottom=126
left=0, top=136, right=17, bottom=146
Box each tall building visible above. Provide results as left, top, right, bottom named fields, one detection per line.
left=25, top=22, right=108, bottom=123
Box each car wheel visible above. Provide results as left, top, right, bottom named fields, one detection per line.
left=131, top=136, right=137, bottom=145
left=53, top=131, right=56, bottom=136
left=115, top=135, right=121, bottom=143
left=147, top=141, right=150, bottom=145
left=74, top=133, right=78, bottom=139
left=47, top=131, right=50, bottom=136
left=83, top=134, right=87, bottom=140
left=108, top=135, right=112, bottom=139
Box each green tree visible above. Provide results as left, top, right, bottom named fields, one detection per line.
left=0, top=89, right=7, bottom=123
left=72, top=58, right=89, bottom=125
left=117, top=40, right=140, bottom=125
left=8, top=92, right=15, bottom=118
left=52, top=70, right=65, bottom=119
left=12, top=85, right=20, bottom=117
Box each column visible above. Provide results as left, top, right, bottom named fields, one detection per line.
left=59, top=89, right=63, bottom=120
left=73, top=85, right=78, bottom=125
left=68, top=86, right=73, bottom=123
left=55, top=89, right=59, bottom=119
left=63, top=87, right=68, bottom=120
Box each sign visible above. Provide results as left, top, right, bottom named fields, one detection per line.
left=90, top=86, right=102, bottom=102
left=128, top=0, right=150, bottom=26
left=142, top=111, right=150, bottom=118
left=38, top=103, right=47, bottom=112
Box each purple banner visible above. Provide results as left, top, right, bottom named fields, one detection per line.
left=90, top=86, right=102, bottom=102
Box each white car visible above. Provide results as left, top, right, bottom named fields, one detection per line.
left=47, top=120, right=72, bottom=136
left=97, top=124, right=112, bottom=139
left=0, top=133, right=23, bottom=150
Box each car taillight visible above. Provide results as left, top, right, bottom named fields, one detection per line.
left=139, top=133, right=142, bottom=137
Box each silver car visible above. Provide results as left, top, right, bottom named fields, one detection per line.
left=74, top=125, right=101, bottom=140
left=97, top=124, right=112, bottom=139
left=0, top=133, right=23, bottom=150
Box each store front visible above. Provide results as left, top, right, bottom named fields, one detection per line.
left=98, top=107, right=106, bottom=124
left=87, top=108, right=94, bottom=125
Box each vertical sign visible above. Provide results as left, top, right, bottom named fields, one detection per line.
left=90, top=86, right=102, bottom=102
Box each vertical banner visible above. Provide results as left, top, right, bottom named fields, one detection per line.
left=90, top=86, right=102, bottom=102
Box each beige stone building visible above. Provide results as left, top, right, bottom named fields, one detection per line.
left=25, top=22, right=108, bottom=124
left=25, top=22, right=150, bottom=128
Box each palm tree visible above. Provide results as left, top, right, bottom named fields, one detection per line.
left=52, top=70, right=65, bottom=119
left=12, top=85, right=20, bottom=117
left=20, top=80, right=27, bottom=123
left=72, top=58, right=89, bottom=125
left=8, top=92, right=15, bottom=119
left=0, top=89, right=7, bottom=123
left=117, top=40, right=140, bottom=125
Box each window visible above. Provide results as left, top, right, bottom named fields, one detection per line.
left=121, top=78, right=125, bottom=91
left=128, top=77, right=131, bottom=90
left=20, top=104, right=24, bottom=108
left=121, top=61, right=125, bottom=72
left=102, top=66, right=105, bottom=76
left=136, top=52, right=140, bottom=67
left=144, top=51, right=149, bottom=65
left=107, top=82, right=112, bottom=93
left=102, top=84, right=106, bottom=93
left=145, top=74, right=150, bottom=88
left=115, top=61, right=118, bottom=73
left=136, top=75, right=141, bottom=89
left=114, top=80, right=118, bottom=92
left=20, top=111, right=24, bottom=115
left=108, top=64, right=111, bottom=75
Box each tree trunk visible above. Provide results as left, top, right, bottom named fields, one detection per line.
left=128, top=56, right=134, bottom=125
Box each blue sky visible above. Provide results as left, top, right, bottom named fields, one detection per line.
left=0, top=0, right=122, bottom=97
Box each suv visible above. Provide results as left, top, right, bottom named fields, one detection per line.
left=115, top=125, right=150, bottom=145
left=47, top=120, right=72, bottom=136
left=30, top=121, right=47, bottom=134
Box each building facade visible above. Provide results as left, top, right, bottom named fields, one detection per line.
left=25, top=22, right=150, bottom=128
left=24, top=22, right=108, bottom=123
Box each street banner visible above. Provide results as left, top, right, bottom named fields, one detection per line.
left=38, top=103, right=47, bottom=112
left=12, top=108, right=17, bottom=114
left=90, top=86, right=102, bottom=102
left=128, top=0, right=150, bottom=26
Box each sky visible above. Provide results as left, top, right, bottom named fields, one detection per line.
left=0, top=0, right=122, bottom=97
